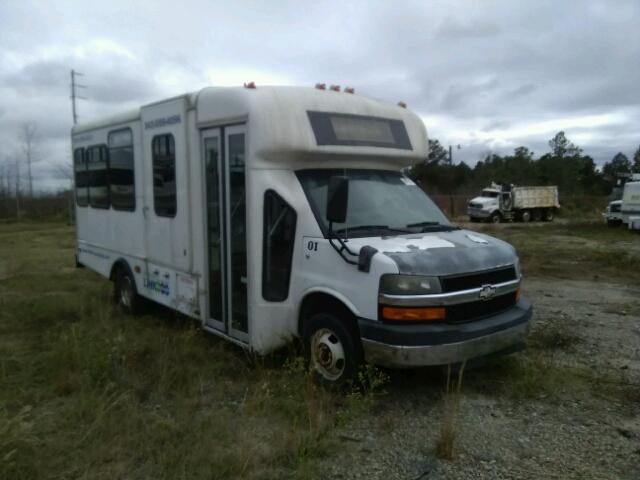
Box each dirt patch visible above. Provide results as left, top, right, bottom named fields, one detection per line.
left=312, top=278, right=640, bottom=479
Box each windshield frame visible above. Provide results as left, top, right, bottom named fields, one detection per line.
left=296, top=168, right=452, bottom=239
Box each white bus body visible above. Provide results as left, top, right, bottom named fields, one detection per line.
left=72, top=86, right=531, bottom=384
left=621, top=181, right=640, bottom=230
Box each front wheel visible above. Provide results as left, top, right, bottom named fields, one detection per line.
left=489, top=212, right=501, bottom=224
left=303, top=313, right=363, bottom=388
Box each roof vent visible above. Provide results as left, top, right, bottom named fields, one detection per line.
left=329, top=85, right=341, bottom=92
left=244, top=81, right=256, bottom=89
left=315, top=83, right=326, bottom=90
left=344, top=87, right=355, bottom=94
left=397, top=101, right=407, bottom=108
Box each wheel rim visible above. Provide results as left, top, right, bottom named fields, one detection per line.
left=120, top=275, right=133, bottom=308
left=492, top=215, right=500, bottom=223
left=522, top=212, right=530, bottom=222
left=311, top=328, right=346, bottom=381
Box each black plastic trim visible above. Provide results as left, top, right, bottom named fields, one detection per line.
left=358, top=298, right=532, bottom=347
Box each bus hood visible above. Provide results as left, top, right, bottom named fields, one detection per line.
left=346, top=229, right=517, bottom=276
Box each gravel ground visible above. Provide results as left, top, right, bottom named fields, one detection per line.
left=314, top=278, right=640, bottom=480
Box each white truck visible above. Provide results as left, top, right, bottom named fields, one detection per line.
left=468, top=183, right=560, bottom=223
left=72, top=85, right=532, bottom=386
left=604, top=174, right=640, bottom=230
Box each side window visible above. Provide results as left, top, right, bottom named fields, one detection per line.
left=262, top=190, right=297, bottom=301
left=152, top=134, right=176, bottom=217
left=108, top=129, right=135, bottom=211
left=87, top=145, right=109, bottom=209
left=74, top=148, right=88, bottom=207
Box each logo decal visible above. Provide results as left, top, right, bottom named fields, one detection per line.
left=479, top=284, right=497, bottom=301
left=144, top=277, right=170, bottom=296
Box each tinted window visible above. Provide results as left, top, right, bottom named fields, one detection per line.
left=74, top=148, right=88, bottom=207
left=307, top=111, right=412, bottom=150
left=87, top=145, right=109, bottom=209
left=263, top=191, right=297, bottom=301
left=152, top=134, right=176, bottom=217
left=108, top=129, right=135, bottom=211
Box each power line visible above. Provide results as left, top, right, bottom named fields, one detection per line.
left=70, top=69, right=87, bottom=125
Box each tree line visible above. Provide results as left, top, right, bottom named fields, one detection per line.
left=410, top=131, right=640, bottom=196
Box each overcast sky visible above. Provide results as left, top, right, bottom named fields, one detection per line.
left=1, top=0, right=639, bottom=191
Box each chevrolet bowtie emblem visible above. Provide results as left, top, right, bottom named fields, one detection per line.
left=479, top=284, right=497, bottom=301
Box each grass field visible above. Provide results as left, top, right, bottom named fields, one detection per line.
left=1, top=219, right=638, bottom=479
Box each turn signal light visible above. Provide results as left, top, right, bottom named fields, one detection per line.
left=515, top=288, right=521, bottom=302
left=382, top=306, right=446, bottom=322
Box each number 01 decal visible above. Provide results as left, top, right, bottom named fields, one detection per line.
left=307, top=241, right=318, bottom=251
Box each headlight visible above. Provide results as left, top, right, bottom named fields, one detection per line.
left=379, top=274, right=441, bottom=295
left=514, top=257, right=521, bottom=278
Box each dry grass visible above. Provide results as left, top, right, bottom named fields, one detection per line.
left=0, top=222, right=385, bottom=480
left=435, top=362, right=465, bottom=461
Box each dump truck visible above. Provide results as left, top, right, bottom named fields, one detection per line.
left=468, top=183, right=560, bottom=223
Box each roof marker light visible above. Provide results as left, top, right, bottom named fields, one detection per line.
left=398, top=101, right=407, bottom=108
left=315, top=83, right=326, bottom=90
left=244, top=81, right=256, bottom=89
left=330, top=85, right=341, bottom=92
left=344, top=87, right=355, bottom=94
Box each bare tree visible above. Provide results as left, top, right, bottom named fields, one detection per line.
left=20, top=122, right=39, bottom=198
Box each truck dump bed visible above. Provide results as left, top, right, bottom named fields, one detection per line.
left=512, top=186, right=559, bottom=209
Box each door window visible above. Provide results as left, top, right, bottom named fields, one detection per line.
left=228, top=133, right=248, bottom=333
left=263, top=191, right=296, bottom=301
left=152, top=134, right=176, bottom=217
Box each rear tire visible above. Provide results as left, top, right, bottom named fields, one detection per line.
left=520, top=210, right=531, bottom=223
left=114, top=267, right=143, bottom=315
left=544, top=209, right=555, bottom=222
left=303, top=312, right=363, bottom=388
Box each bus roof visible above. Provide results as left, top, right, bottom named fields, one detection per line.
left=73, top=85, right=429, bottom=169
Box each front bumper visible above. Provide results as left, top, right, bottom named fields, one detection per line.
left=468, top=207, right=491, bottom=219
left=358, top=298, right=532, bottom=367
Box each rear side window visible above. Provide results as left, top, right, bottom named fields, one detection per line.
left=152, top=134, right=176, bottom=217
left=262, top=190, right=297, bottom=301
left=87, top=145, right=109, bottom=209
left=108, top=129, right=135, bottom=211
left=74, top=148, right=88, bottom=206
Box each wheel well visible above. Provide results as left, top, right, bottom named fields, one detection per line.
left=298, top=292, right=357, bottom=336
left=109, top=259, right=130, bottom=281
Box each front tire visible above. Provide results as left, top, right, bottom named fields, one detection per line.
left=114, top=267, right=143, bottom=315
left=303, top=313, right=363, bottom=388
left=489, top=212, right=501, bottom=224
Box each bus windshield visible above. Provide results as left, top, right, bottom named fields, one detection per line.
left=296, top=169, right=452, bottom=238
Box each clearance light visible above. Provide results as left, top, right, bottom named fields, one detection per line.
left=330, top=84, right=341, bottom=92
left=315, top=83, right=326, bottom=90
left=398, top=101, right=407, bottom=108
left=382, top=306, right=446, bottom=322
left=345, top=87, right=355, bottom=94
left=515, top=288, right=521, bottom=302
left=244, top=81, right=256, bottom=89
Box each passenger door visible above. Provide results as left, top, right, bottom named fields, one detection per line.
left=202, top=126, right=248, bottom=342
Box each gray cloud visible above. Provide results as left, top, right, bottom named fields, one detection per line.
left=0, top=0, right=639, bottom=191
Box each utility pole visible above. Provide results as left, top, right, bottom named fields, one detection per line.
left=70, top=70, right=87, bottom=125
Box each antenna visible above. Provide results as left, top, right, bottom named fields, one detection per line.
left=70, top=69, right=87, bottom=125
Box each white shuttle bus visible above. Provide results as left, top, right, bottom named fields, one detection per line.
left=72, top=85, right=532, bottom=385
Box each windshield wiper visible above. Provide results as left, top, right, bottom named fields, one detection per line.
left=406, top=221, right=460, bottom=232
left=333, top=225, right=412, bottom=235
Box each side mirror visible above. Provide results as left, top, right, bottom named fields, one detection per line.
left=326, top=175, right=349, bottom=224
